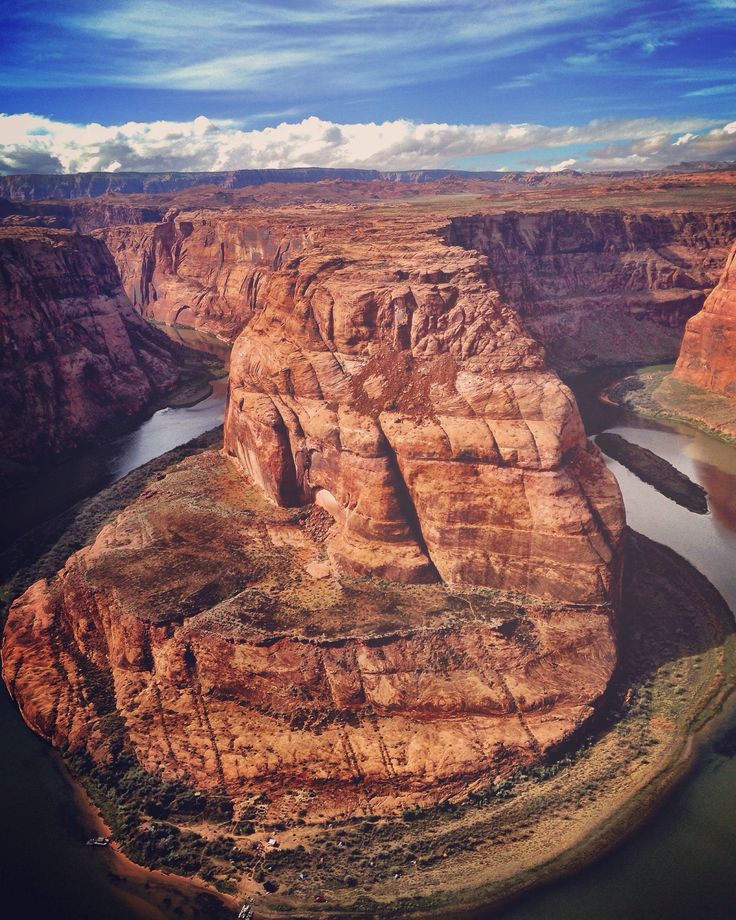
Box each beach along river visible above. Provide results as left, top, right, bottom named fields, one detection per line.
left=2, top=359, right=736, bottom=918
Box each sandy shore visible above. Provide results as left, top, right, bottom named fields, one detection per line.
left=58, top=753, right=240, bottom=920
left=604, top=366, right=736, bottom=444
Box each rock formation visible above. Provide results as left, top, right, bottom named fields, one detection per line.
left=0, top=167, right=510, bottom=201
left=446, top=210, right=736, bottom=371
left=99, top=212, right=310, bottom=341
left=673, top=240, right=736, bottom=396
left=224, top=215, right=625, bottom=604
left=2, top=450, right=617, bottom=821
left=0, top=227, right=180, bottom=466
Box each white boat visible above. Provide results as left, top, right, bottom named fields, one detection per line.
left=85, top=836, right=110, bottom=847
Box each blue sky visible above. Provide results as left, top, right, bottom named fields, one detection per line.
left=1, top=0, right=735, bottom=173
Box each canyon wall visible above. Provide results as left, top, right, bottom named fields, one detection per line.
left=224, top=217, right=625, bottom=604
left=446, top=210, right=736, bottom=371
left=0, top=168, right=507, bottom=201
left=99, top=212, right=310, bottom=342
left=673, top=241, right=736, bottom=396
left=0, top=227, right=180, bottom=467
left=1, top=200, right=628, bottom=825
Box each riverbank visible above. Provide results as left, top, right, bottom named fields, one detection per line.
left=604, top=366, right=736, bottom=444
left=58, top=751, right=237, bottom=920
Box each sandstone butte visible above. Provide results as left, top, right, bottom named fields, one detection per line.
left=2, top=197, right=629, bottom=825
left=674, top=239, right=736, bottom=397
left=0, top=226, right=180, bottom=466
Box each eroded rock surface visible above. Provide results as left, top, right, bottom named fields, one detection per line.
left=224, top=215, right=625, bottom=603
left=446, top=210, right=736, bottom=371
left=0, top=227, right=180, bottom=465
left=674, top=240, right=736, bottom=396
left=99, top=213, right=310, bottom=341
left=2, top=450, right=617, bottom=821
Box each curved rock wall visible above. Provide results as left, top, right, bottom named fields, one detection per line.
left=99, top=212, right=310, bottom=342
left=673, top=241, right=736, bottom=396
left=446, top=210, right=736, bottom=370
left=0, top=227, right=180, bottom=465
left=1, top=450, right=617, bottom=820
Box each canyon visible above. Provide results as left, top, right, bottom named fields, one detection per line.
left=2, top=167, right=736, bottom=915
left=0, top=227, right=182, bottom=474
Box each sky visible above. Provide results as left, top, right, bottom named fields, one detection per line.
left=0, top=0, right=735, bottom=174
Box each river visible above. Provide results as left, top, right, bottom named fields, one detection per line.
left=2, top=359, right=736, bottom=919
left=491, top=367, right=736, bottom=920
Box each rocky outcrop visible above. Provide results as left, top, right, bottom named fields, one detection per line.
left=0, top=196, right=166, bottom=233
left=224, top=216, right=625, bottom=604
left=1, top=198, right=625, bottom=830
left=673, top=240, right=736, bottom=396
left=446, top=210, right=736, bottom=371
left=1, top=450, right=617, bottom=821
left=0, top=168, right=508, bottom=202
left=0, top=227, right=180, bottom=466
left=99, top=212, right=310, bottom=341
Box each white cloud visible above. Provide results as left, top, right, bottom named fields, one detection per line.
left=0, top=112, right=732, bottom=175
left=534, top=158, right=578, bottom=173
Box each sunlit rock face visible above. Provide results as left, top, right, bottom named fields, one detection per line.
left=224, top=215, right=625, bottom=604
left=674, top=241, right=736, bottom=397
left=0, top=227, right=179, bottom=464
left=1, top=450, right=618, bottom=821
left=1, top=205, right=626, bottom=826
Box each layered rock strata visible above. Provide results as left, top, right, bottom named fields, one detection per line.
left=0, top=227, right=180, bottom=464
left=1, top=450, right=617, bottom=820
left=673, top=240, right=736, bottom=396
left=446, top=210, right=736, bottom=370
left=224, top=216, right=625, bottom=604
left=99, top=212, right=310, bottom=341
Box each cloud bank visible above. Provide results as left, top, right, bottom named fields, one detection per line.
left=1, top=113, right=735, bottom=176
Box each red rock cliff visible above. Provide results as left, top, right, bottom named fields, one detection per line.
left=446, top=210, right=736, bottom=370
left=0, top=227, right=180, bottom=465
left=224, top=215, right=625, bottom=604
left=1, top=450, right=617, bottom=821
left=673, top=241, right=736, bottom=396
left=99, top=211, right=310, bottom=341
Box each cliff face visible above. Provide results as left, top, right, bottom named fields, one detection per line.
left=673, top=241, right=736, bottom=396
left=0, top=227, right=180, bottom=465
left=0, top=168, right=508, bottom=202
left=0, top=197, right=166, bottom=234
left=446, top=210, right=736, bottom=371
left=224, top=216, right=625, bottom=604
left=1, top=450, right=617, bottom=821
left=99, top=213, right=310, bottom=342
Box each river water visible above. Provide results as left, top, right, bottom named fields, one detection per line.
left=492, top=368, right=736, bottom=920
left=2, top=359, right=736, bottom=918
